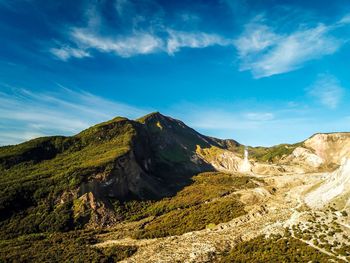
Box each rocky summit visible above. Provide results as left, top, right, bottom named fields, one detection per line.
left=1, top=113, right=350, bottom=262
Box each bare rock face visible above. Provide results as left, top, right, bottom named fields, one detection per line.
left=290, top=147, right=324, bottom=167
left=196, top=146, right=245, bottom=173
left=304, top=133, right=350, bottom=165
left=78, top=151, right=163, bottom=201
left=281, top=146, right=324, bottom=172
left=73, top=192, right=118, bottom=227
left=305, top=158, right=350, bottom=209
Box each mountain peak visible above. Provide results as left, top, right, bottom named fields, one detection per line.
left=136, top=111, right=168, bottom=124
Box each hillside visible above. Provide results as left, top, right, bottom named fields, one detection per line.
left=0, top=112, right=244, bottom=237
left=1, top=112, right=350, bottom=262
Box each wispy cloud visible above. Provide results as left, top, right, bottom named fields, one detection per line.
left=235, top=16, right=349, bottom=78
left=234, top=23, right=280, bottom=57
left=48, top=0, right=232, bottom=61
left=50, top=45, right=91, bottom=61
left=166, top=30, right=230, bottom=54
left=50, top=29, right=232, bottom=60
left=308, top=74, right=345, bottom=109
left=70, top=29, right=163, bottom=58
left=0, top=85, right=149, bottom=146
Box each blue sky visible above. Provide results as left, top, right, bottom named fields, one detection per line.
left=1, top=0, right=350, bottom=146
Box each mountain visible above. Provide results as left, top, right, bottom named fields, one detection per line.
left=0, top=112, right=244, bottom=234
left=2, top=112, right=350, bottom=262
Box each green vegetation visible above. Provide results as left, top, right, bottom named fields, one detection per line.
left=0, top=230, right=137, bottom=262
left=198, top=140, right=303, bottom=163
left=143, top=172, right=259, bottom=215
left=109, top=172, right=260, bottom=232
left=220, top=235, right=336, bottom=262
left=0, top=118, right=137, bottom=238
left=113, top=172, right=260, bottom=222
left=129, top=172, right=260, bottom=238
left=247, top=143, right=303, bottom=163
left=135, top=198, right=245, bottom=238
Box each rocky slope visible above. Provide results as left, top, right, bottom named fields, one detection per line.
left=305, top=158, right=350, bottom=209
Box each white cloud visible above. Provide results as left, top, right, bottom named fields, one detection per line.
left=50, top=46, right=91, bottom=61
left=234, top=24, right=280, bottom=57
left=71, top=28, right=164, bottom=57
left=308, top=74, right=345, bottom=109
left=166, top=30, right=230, bottom=54
left=50, top=27, right=232, bottom=61
left=0, top=85, right=150, bottom=146
left=235, top=19, right=345, bottom=78
left=49, top=1, right=233, bottom=61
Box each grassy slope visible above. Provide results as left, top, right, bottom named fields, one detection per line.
left=0, top=117, right=136, bottom=238
left=131, top=172, right=261, bottom=238
left=248, top=143, right=303, bottom=163
left=0, top=230, right=137, bottom=262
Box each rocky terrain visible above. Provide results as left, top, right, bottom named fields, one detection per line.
left=1, top=113, right=350, bottom=262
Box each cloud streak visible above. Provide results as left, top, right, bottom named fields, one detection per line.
left=70, top=29, right=164, bottom=58
left=50, top=46, right=91, bottom=61
left=166, top=30, right=230, bottom=54
left=50, top=29, right=232, bottom=60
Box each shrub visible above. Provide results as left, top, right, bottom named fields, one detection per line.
left=219, top=235, right=336, bottom=262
